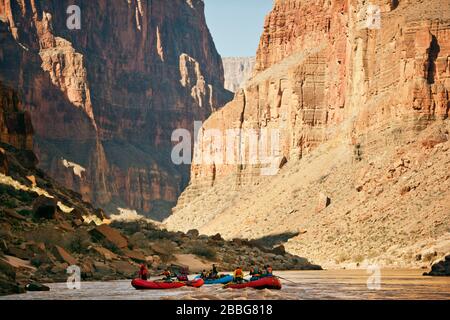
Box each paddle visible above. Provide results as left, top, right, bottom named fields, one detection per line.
left=144, top=273, right=180, bottom=282
left=147, top=274, right=172, bottom=278
left=244, top=273, right=296, bottom=284
left=276, top=275, right=298, bottom=284
left=229, top=274, right=249, bottom=284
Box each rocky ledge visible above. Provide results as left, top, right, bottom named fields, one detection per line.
left=0, top=143, right=320, bottom=296
left=423, top=255, right=450, bottom=276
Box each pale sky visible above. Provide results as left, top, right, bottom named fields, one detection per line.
left=204, top=0, right=273, bottom=57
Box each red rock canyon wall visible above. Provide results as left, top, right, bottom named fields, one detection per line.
left=181, top=0, right=450, bottom=188
left=170, top=0, right=449, bottom=218
left=0, top=0, right=232, bottom=219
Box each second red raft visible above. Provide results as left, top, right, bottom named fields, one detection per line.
left=224, top=277, right=282, bottom=290
left=131, top=278, right=204, bottom=290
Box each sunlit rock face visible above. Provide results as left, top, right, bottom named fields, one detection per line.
left=166, top=0, right=450, bottom=267
left=222, top=57, right=255, bottom=92
left=0, top=0, right=232, bottom=219
left=170, top=0, right=450, bottom=192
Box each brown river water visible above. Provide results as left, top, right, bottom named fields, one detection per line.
left=1, top=269, right=449, bottom=300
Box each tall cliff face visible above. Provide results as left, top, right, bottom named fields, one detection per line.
left=180, top=0, right=449, bottom=185
left=0, top=83, right=33, bottom=152
left=222, top=57, right=255, bottom=92
left=166, top=0, right=450, bottom=267
left=0, top=0, right=232, bottom=220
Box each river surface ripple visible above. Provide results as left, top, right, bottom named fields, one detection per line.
left=1, top=269, right=449, bottom=300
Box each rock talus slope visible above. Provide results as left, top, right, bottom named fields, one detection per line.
left=0, top=84, right=319, bottom=295
left=0, top=0, right=232, bottom=220
left=0, top=86, right=321, bottom=296
left=165, top=0, right=450, bottom=268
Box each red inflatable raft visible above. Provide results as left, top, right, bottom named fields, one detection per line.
left=224, top=277, right=282, bottom=290
left=131, top=278, right=204, bottom=290
left=186, top=278, right=205, bottom=288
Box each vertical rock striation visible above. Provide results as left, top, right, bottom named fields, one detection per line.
left=0, top=82, right=37, bottom=176
left=171, top=0, right=450, bottom=190
left=0, top=83, right=33, bottom=151
left=222, top=57, right=255, bottom=92
left=0, top=0, right=232, bottom=220
left=166, top=0, right=450, bottom=267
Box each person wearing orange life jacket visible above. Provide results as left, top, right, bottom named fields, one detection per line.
left=138, top=263, right=148, bottom=280
left=160, top=269, right=173, bottom=282
left=233, top=266, right=244, bottom=283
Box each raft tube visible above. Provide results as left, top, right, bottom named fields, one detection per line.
left=195, top=274, right=234, bottom=285
left=224, top=276, right=282, bottom=290
left=131, top=278, right=204, bottom=289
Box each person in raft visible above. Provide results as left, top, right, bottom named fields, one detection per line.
left=138, top=263, right=148, bottom=280
left=249, top=266, right=261, bottom=281
left=176, top=267, right=189, bottom=281
left=233, top=266, right=244, bottom=283
left=262, top=265, right=273, bottom=277
left=160, top=269, right=173, bottom=282
left=210, top=264, right=219, bottom=279
left=200, top=269, right=208, bottom=279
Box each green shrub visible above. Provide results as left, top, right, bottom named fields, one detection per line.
left=17, top=209, right=33, bottom=217
left=145, top=229, right=173, bottom=240
left=30, top=254, right=52, bottom=268
left=0, top=184, right=37, bottom=205
left=98, top=238, right=121, bottom=255
left=26, top=226, right=64, bottom=247
left=190, top=247, right=217, bottom=261
left=128, top=232, right=149, bottom=249
left=15, top=191, right=35, bottom=203
left=110, top=221, right=142, bottom=235
left=65, top=229, right=92, bottom=254
left=3, top=198, right=17, bottom=208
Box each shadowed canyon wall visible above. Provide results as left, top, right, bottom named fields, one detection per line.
left=0, top=0, right=233, bottom=220
left=166, top=0, right=450, bottom=267
left=0, top=83, right=33, bottom=152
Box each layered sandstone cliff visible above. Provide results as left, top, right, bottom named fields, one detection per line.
left=222, top=57, right=255, bottom=92
left=0, top=0, right=232, bottom=220
left=166, top=0, right=450, bottom=268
